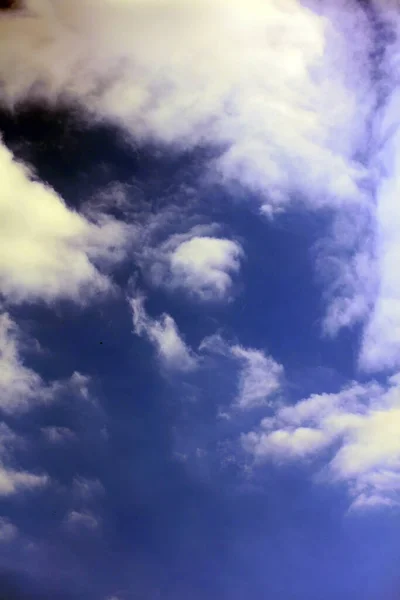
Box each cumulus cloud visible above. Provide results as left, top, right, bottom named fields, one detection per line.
left=0, top=0, right=388, bottom=365
left=168, top=236, right=243, bottom=301
left=130, top=294, right=197, bottom=371
left=0, top=0, right=372, bottom=211
left=144, top=227, right=243, bottom=301
left=0, top=140, right=130, bottom=305
left=242, top=375, right=400, bottom=509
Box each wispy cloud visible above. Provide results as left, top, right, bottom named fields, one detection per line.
left=200, top=334, right=284, bottom=410
left=64, top=509, right=100, bottom=532
left=130, top=294, right=197, bottom=371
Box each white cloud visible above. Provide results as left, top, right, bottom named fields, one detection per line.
left=0, top=140, right=130, bottom=305
left=0, top=466, right=48, bottom=496
left=168, top=237, right=243, bottom=301
left=0, top=517, right=18, bottom=542
left=242, top=375, right=400, bottom=509
left=231, top=346, right=284, bottom=410
left=358, top=82, right=400, bottom=371
left=0, top=0, right=372, bottom=213
left=130, top=294, right=197, bottom=371
left=0, top=0, right=386, bottom=357
left=200, top=335, right=284, bottom=410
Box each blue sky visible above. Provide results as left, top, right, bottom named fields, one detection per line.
left=1, top=1, right=400, bottom=599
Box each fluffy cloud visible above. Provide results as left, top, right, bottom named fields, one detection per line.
left=0, top=140, right=130, bottom=305
left=168, top=237, right=242, bottom=301
left=145, top=229, right=243, bottom=302
left=0, top=0, right=387, bottom=366
left=242, top=375, right=400, bottom=509
left=0, top=0, right=372, bottom=212
left=130, top=294, right=197, bottom=371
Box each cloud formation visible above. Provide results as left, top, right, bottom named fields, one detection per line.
left=168, top=237, right=243, bottom=301
left=130, top=294, right=197, bottom=371
left=200, top=334, right=284, bottom=410
left=0, top=0, right=372, bottom=211
left=243, top=374, right=400, bottom=509
left=0, top=140, right=130, bottom=305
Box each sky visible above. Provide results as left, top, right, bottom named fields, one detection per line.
left=1, top=0, right=400, bottom=598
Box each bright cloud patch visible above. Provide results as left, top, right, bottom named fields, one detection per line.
left=169, top=237, right=243, bottom=301
left=0, top=140, right=129, bottom=305
left=0, top=0, right=372, bottom=211
left=0, top=0, right=385, bottom=361
left=131, top=295, right=197, bottom=371
left=243, top=375, right=400, bottom=509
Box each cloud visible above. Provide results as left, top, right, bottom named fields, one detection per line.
left=0, top=0, right=372, bottom=212
left=242, top=374, right=400, bottom=509
left=200, top=334, right=284, bottom=409
left=0, top=0, right=387, bottom=366
left=143, top=228, right=244, bottom=301
left=64, top=510, right=99, bottom=531
left=0, top=140, right=130, bottom=305
left=0, top=518, right=18, bottom=543
left=0, top=312, right=92, bottom=414
left=231, top=346, right=284, bottom=410
left=167, top=237, right=243, bottom=301
left=0, top=312, right=44, bottom=413
left=0, top=466, right=48, bottom=497
left=41, top=426, right=76, bottom=444
left=130, top=294, right=197, bottom=371
left=72, top=476, right=104, bottom=501
left=358, top=77, right=400, bottom=372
